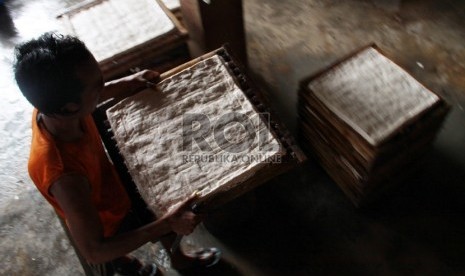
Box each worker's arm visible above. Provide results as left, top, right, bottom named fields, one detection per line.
left=50, top=173, right=199, bottom=264
left=99, top=70, right=160, bottom=103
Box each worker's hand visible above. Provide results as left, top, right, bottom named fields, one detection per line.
left=100, top=70, right=160, bottom=103
left=163, top=195, right=202, bottom=236
left=128, top=69, right=160, bottom=91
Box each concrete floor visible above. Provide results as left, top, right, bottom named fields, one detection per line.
left=1, top=0, right=465, bottom=275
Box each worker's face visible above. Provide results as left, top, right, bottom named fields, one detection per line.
left=73, top=57, right=104, bottom=116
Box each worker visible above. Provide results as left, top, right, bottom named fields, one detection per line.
left=13, top=32, right=220, bottom=275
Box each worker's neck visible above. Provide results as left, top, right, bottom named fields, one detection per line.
left=41, top=114, right=84, bottom=142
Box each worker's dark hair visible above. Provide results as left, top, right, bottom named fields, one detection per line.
left=13, top=32, right=94, bottom=115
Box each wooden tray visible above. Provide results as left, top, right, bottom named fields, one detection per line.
left=58, top=0, right=189, bottom=80
left=93, top=47, right=306, bottom=217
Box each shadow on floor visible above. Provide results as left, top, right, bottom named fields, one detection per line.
left=201, top=139, right=465, bottom=275
left=0, top=1, right=18, bottom=46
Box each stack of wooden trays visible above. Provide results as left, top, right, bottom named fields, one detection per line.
left=298, top=45, right=449, bottom=206
left=58, top=0, right=189, bottom=80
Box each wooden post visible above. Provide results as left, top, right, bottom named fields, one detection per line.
left=180, top=0, right=248, bottom=67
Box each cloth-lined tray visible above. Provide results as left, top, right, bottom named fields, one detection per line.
left=299, top=45, right=449, bottom=206
left=58, top=0, right=188, bottom=80
left=94, top=48, right=306, bottom=217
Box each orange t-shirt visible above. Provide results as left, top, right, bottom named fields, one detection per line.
left=28, top=109, right=131, bottom=237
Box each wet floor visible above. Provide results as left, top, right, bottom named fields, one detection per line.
left=1, top=0, right=465, bottom=275
left=0, top=0, right=83, bottom=207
